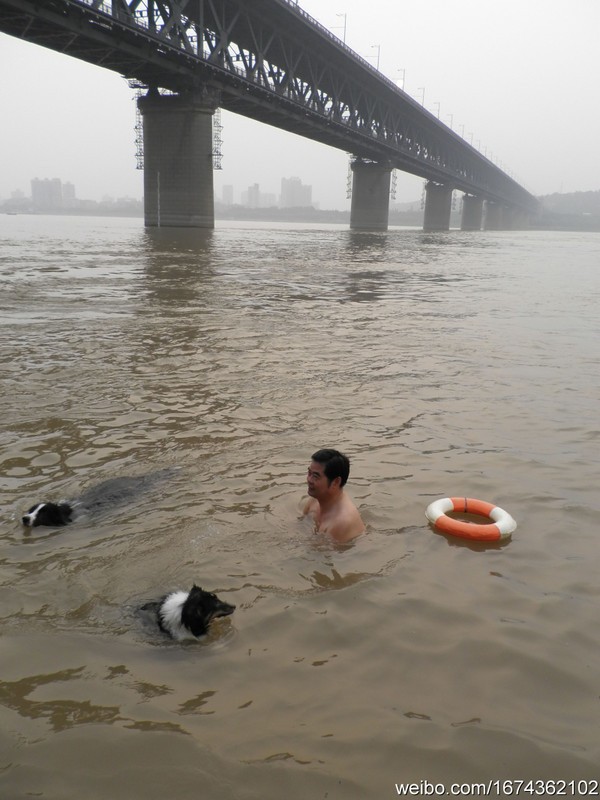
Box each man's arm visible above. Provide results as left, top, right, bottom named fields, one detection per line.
left=302, top=496, right=318, bottom=518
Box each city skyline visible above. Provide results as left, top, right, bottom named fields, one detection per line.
left=3, top=174, right=320, bottom=211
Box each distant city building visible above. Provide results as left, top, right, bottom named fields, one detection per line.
left=222, top=184, right=234, bottom=205
left=62, top=182, right=76, bottom=203
left=260, top=192, right=277, bottom=208
left=0, top=179, right=143, bottom=216
left=30, top=178, right=77, bottom=210
left=280, top=176, right=312, bottom=208
left=240, top=183, right=277, bottom=208
left=244, top=183, right=261, bottom=209
left=31, top=178, right=63, bottom=210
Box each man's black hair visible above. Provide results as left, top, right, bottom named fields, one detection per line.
left=311, top=448, right=350, bottom=487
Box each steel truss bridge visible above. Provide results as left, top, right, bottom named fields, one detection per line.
left=0, top=0, right=538, bottom=214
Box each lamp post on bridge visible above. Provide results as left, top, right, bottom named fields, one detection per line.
left=396, top=68, right=406, bottom=90
left=371, top=44, right=381, bottom=70
left=336, top=13, right=347, bottom=43
left=417, top=87, right=425, bottom=106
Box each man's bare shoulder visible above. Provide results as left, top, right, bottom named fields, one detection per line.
left=327, top=507, right=365, bottom=543
left=318, top=495, right=365, bottom=542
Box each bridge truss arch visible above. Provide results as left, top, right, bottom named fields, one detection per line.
left=0, top=0, right=539, bottom=217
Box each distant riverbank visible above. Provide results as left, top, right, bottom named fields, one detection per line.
left=2, top=203, right=599, bottom=231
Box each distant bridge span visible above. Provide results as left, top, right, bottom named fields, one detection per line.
left=0, top=0, right=539, bottom=229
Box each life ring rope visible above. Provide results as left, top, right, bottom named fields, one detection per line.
left=425, top=496, right=516, bottom=541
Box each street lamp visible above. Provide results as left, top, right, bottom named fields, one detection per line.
left=417, top=87, right=425, bottom=105
left=433, top=102, right=440, bottom=118
left=371, top=44, right=381, bottom=70
left=336, top=12, right=347, bottom=43
left=396, top=68, right=406, bottom=89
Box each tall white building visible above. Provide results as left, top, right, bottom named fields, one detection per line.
left=280, top=176, right=312, bottom=208
left=242, top=183, right=261, bottom=208
left=240, top=184, right=277, bottom=208
left=30, top=178, right=77, bottom=209
left=62, top=182, right=76, bottom=203
left=31, top=178, right=63, bottom=209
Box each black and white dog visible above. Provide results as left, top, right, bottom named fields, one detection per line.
left=22, top=471, right=176, bottom=529
left=142, top=585, right=236, bottom=641
left=22, top=501, right=73, bottom=528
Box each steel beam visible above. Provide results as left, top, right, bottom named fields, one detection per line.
left=0, top=0, right=539, bottom=214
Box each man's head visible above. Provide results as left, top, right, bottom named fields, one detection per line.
left=309, top=448, right=350, bottom=489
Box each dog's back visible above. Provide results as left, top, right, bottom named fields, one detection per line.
left=22, top=468, right=178, bottom=528
left=77, top=472, right=173, bottom=511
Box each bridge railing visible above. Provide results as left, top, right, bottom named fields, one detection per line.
left=277, top=0, right=409, bottom=98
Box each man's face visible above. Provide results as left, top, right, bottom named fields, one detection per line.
left=307, top=460, right=331, bottom=499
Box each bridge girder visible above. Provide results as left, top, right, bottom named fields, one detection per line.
left=0, top=0, right=538, bottom=212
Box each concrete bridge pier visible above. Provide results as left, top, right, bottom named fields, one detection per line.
left=503, top=206, right=529, bottom=229
left=483, top=200, right=504, bottom=230
left=461, top=194, right=484, bottom=231
left=423, top=181, right=453, bottom=231
left=502, top=206, right=517, bottom=229
left=349, top=160, right=392, bottom=231
left=138, top=88, right=220, bottom=228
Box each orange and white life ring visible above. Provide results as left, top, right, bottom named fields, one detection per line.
left=425, top=497, right=516, bottom=541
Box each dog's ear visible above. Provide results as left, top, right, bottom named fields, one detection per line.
left=191, top=584, right=203, bottom=592
left=181, top=590, right=210, bottom=637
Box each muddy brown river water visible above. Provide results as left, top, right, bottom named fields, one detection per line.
left=1, top=216, right=599, bottom=798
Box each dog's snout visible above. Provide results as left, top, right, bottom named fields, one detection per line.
left=22, top=515, right=33, bottom=527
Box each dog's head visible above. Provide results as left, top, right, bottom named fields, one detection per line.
left=180, top=585, right=236, bottom=638
left=22, top=502, right=73, bottom=528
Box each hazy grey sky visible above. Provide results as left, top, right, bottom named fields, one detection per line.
left=1, top=0, right=598, bottom=208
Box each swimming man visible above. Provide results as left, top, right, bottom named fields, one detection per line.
left=303, top=448, right=365, bottom=543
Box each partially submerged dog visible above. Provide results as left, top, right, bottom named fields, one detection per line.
left=22, top=471, right=176, bottom=528
left=22, top=501, right=73, bottom=528
left=142, top=585, right=236, bottom=641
